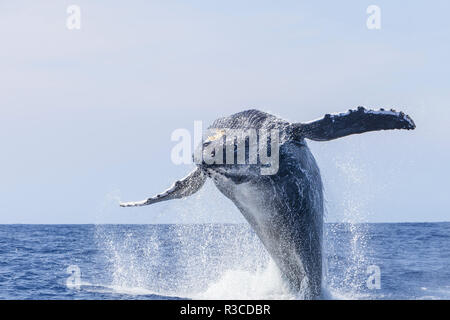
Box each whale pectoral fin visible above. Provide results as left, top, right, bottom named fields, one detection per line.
left=294, top=106, right=416, bottom=141
left=120, top=167, right=207, bottom=207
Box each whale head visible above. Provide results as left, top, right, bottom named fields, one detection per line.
left=195, top=125, right=282, bottom=186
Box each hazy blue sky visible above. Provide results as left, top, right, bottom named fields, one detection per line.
left=0, top=1, right=449, bottom=223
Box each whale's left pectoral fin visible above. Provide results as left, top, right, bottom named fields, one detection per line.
left=120, top=167, right=207, bottom=207
left=294, top=106, right=416, bottom=141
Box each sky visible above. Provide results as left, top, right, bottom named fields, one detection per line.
left=0, top=1, right=449, bottom=223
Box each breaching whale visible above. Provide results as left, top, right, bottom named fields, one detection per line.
left=120, top=106, right=415, bottom=299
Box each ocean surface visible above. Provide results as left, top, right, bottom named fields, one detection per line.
left=0, top=223, right=449, bottom=300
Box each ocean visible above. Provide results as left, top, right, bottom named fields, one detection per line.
left=0, top=223, right=449, bottom=300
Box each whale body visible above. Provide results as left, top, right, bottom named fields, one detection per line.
left=120, top=106, right=415, bottom=299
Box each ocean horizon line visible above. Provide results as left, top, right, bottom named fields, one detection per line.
left=0, top=221, right=449, bottom=225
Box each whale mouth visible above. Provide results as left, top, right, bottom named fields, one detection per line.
left=200, top=165, right=254, bottom=184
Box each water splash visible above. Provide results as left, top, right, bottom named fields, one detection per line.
left=91, top=151, right=376, bottom=300
left=93, top=222, right=299, bottom=299
left=323, top=155, right=375, bottom=299
left=194, top=260, right=293, bottom=300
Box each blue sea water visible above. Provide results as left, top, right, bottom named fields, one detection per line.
left=0, top=223, right=449, bottom=300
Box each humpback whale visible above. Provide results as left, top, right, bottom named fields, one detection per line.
left=120, top=106, right=415, bottom=299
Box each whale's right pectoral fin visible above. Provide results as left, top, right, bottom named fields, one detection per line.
left=294, top=106, right=416, bottom=141
left=120, top=167, right=207, bottom=207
